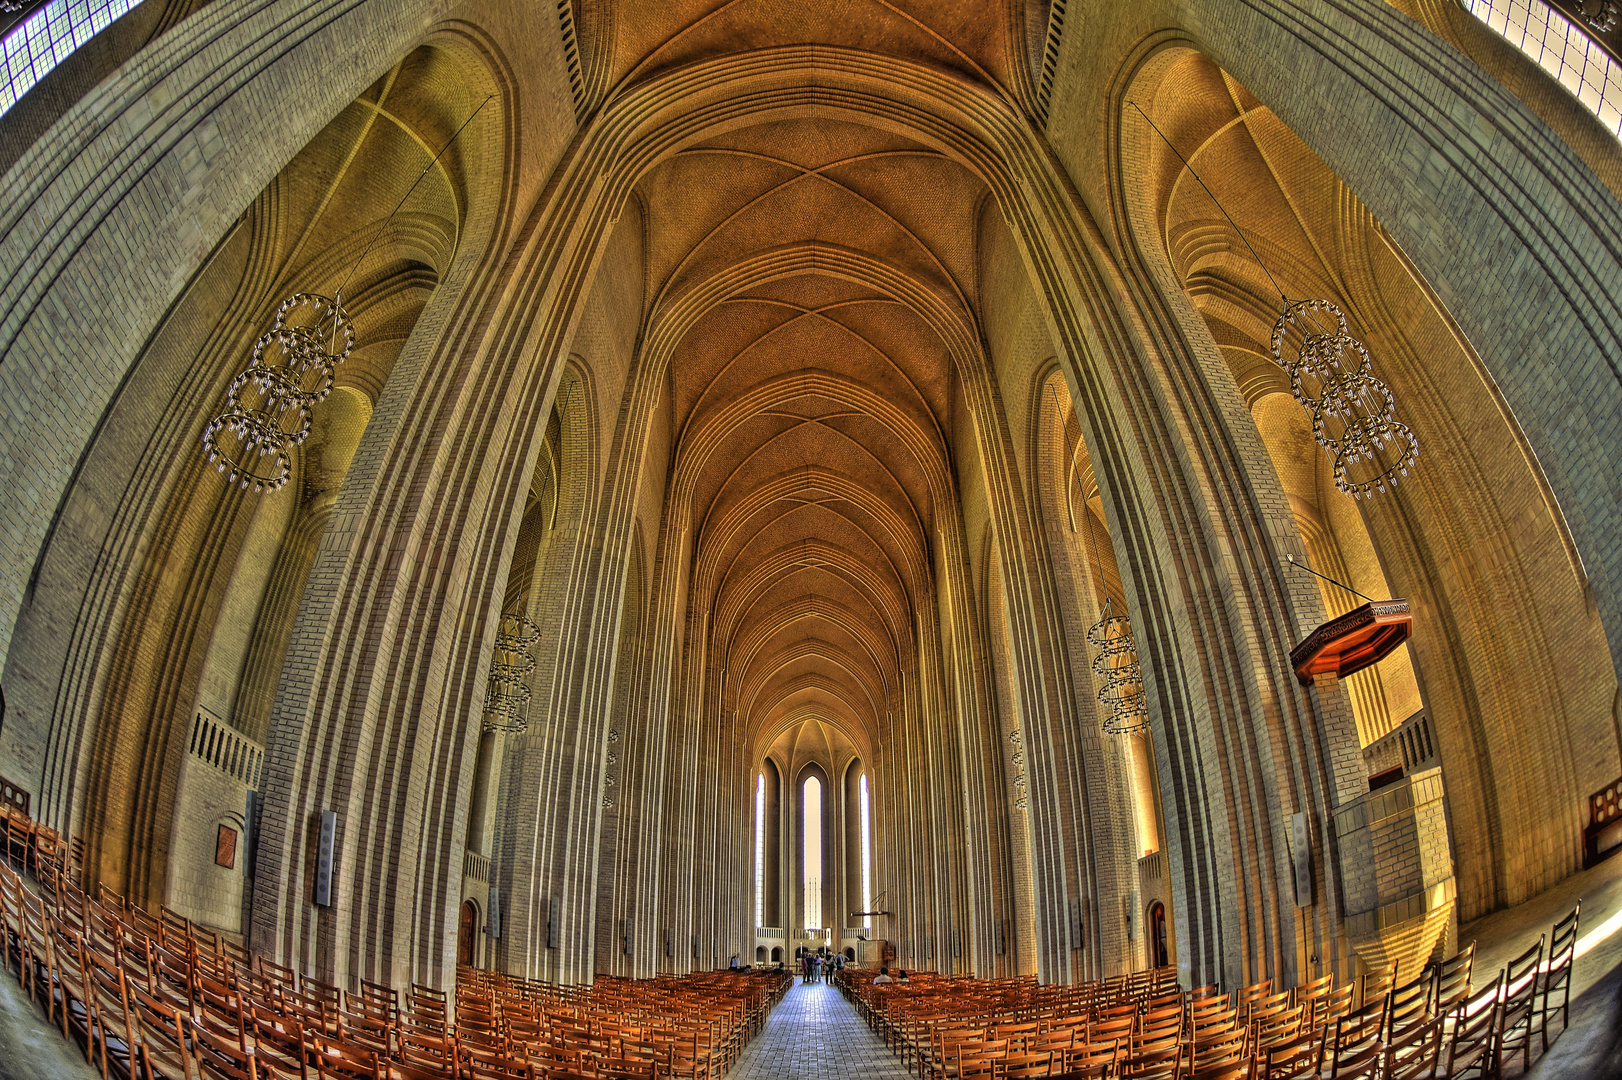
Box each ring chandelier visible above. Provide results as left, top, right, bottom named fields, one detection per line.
left=1131, top=103, right=1421, bottom=502
left=1270, top=299, right=1418, bottom=499
left=202, top=293, right=353, bottom=492
left=1053, top=384, right=1154, bottom=738
left=199, top=96, right=490, bottom=494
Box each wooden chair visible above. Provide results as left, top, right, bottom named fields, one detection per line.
left=189, top=1017, right=257, bottom=1080
left=1540, top=901, right=1580, bottom=1050
left=249, top=1003, right=309, bottom=1080
left=1324, top=1002, right=1383, bottom=1077
left=1062, top=1038, right=1118, bottom=1080
left=1495, top=935, right=1544, bottom=1078
left=1119, top=1039, right=1180, bottom=1079
left=1255, top=1028, right=1321, bottom=1079
left=1189, top=1064, right=1250, bottom=1080
left=1382, top=1012, right=1442, bottom=1080
left=1385, top=970, right=1430, bottom=1037
left=7, top=815, right=32, bottom=873
left=1249, top=1000, right=1301, bottom=1055
left=999, top=1050, right=1051, bottom=1079
left=1234, top=977, right=1274, bottom=1019
left=1328, top=1040, right=1383, bottom=1080
left=96, top=884, right=126, bottom=915
left=1357, top=962, right=1396, bottom=1013
left=158, top=908, right=191, bottom=948
left=1432, top=942, right=1475, bottom=1017
left=399, top=1029, right=457, bottom=1074
left=87, top=945, right=139, bottom=1080
left=385, top=1060, right=455, bottom=1080
left=128, top=981, right=192, bottom=1080
left=1311, top=984, right=1355, bottom=1031
left=48, top=921, right=95, bottom=1060
left=310, top=1032, right=385, bottom=1080
left=0, top=865, right=26, bottom=978
left=1442, top=973, right=1501, bottom=1080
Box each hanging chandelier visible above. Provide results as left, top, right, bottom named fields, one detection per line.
left=482, top=612, right=541, bottom=734
left=199, top=96, right=491, bottom=494
left=1270, top=298, right=1418, bottom=500
left=1581, top=0, right=1619, bottom=32
left=1087, top=596, right=1151, bottom=736
left=202, top=292, right=353, bottom=492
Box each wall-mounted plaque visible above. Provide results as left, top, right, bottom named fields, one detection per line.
left=216, top=825, right=238, bottom=869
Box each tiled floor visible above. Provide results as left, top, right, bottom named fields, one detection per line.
left=730, top=979, right=912, bottom=1080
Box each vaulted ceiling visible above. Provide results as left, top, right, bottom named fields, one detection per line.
left=606, top=1, right=1042, bottom=774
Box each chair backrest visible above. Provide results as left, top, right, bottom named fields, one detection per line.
left=191, top=1017, right=257, bottom=1079
left=1358, top=961, right=1397, bottom=1012
left=1260, top=1028, right=1324, bottom=1080
left=1550, top=901, right=1581, bottom=966
left=1444, top=972, right=1502, bottom=1076
left=1383, top=1013, right=1443, bottom=1080
left=1329, top=1040, right=1384, bottom=1080
left=1432, top=941, right=1474, bottom=1013
left=1503, top=935, right=1545, bottom=1012
left=310, top=1031, right=383, bottom=1079
left=1330, top=1000, right=1384, bottom=1062
left=1387, top=971, right=1430, bottom=1035
left=1235, top=977, right=1273, bottom=1009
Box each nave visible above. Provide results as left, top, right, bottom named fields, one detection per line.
left=4, top=0, right=1622, bottom=1076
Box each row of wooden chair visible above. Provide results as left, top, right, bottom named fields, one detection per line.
left=838, top=899, right=1582, bottom=1079
left=0, top=853, right=787, bottom=1080
left=447, top=967, right=788, bottom=1079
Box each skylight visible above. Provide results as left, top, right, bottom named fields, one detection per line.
left=2, top=0, right=139, bottom=118
left=1467, top=0, right=1622, bottom=137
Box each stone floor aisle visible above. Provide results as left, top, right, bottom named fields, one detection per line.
left=730, top=980, right=914, bottom=1080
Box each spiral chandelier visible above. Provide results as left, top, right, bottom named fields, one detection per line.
left=1270, top=298, right=1418, bottom=499
left=202, top=293, right=354, bottom=492
left=1087, top=597, right=1151, bottom=736
left=482, top=612, right=541, bottom=734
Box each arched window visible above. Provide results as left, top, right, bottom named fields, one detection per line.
left=859, top=773, right=873, bottom=930
left=754, top=773, right=765, bottom=927
left=803, top=776, right=822, bottom=929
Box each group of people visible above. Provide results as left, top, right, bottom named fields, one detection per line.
left=798, top=946, right=846, bottom=984
left=871, top=966, right=910, bottom=984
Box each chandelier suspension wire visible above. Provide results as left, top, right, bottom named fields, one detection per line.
left=200, top=95, right=493, bottom=494
left=1127, top=102, right=1420, bottom=500
left=336, top=94, right=494, bottom=302
left=1129, top=102, right=1287, bottom=306
left=1050, top=385, right=1151, bottom=736
left=1285, top=552, right=1374, bottom=604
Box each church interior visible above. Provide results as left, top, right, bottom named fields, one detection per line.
left=1, top=0, right=1621, bottom=1076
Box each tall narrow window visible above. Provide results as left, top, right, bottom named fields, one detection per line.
left=754, top=773, right=765, bottom=927
left=803, top=776, right=822, bottom=930
left=859, top=773, right=872, bottom=931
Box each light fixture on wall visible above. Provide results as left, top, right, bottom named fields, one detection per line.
left=200, top=96, right=491, bottom=493
left=1130, top=103, right=1420, bottom=501
left=482, top=612, right=540, bottom=734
